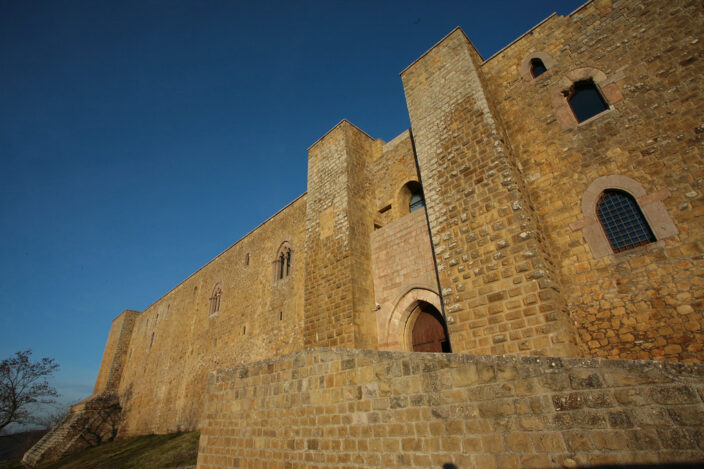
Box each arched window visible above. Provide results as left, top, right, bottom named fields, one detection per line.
left=570, top=175, right=678, bottom=258
left=597, top=190, right=656, bottom=253
left=409, top=186, right=425, bottom=213
left=274, top=242, right=293, bottom=282
left=567, top=79, right=609, bottom=123
left=398, top=180, right=426, bottom=216
left=209, top=285, right=222, bottom=315
left=520, top=52, right=554, bottom=82
left=530, top=58, right=547, bottom=78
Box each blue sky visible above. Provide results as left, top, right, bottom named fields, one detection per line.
left=0, top=0, right=585, bottom=413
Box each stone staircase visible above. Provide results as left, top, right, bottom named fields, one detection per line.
left=22, top=392, right=120, bottom=467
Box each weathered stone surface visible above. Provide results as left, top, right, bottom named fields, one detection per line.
left=29, top=0, right=704, bottom=466
left=196, top=348, right=704, bottom=468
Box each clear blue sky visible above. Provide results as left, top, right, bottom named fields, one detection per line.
left=1, top=1, right=585, bottom=410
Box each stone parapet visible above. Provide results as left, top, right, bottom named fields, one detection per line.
left=196, top=347, right=704, bottom=468
left=22, top=392, right=121, bottom=467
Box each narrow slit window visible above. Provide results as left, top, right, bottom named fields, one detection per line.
left=567, top=79, right=609, bottom=123
left=530, top=58, right=547, bottom=78
left=597, top=190, right=656, bottom=253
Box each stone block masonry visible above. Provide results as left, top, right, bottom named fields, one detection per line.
left=304, top=121, right=379, bottom=350
left=479, top=0, right=704, bottom=362
left=402, top=28, right=580, bottom=358
left=196, top=347, right=704, bottom=468
left=25, top=0, right=704, bottom=465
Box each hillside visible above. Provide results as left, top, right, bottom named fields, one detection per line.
left=0, top=432, right=199, bottom=469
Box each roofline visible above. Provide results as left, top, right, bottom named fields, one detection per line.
left=482, top=0, right=593, bottom=64
left=307, top=119, right=375, bottom=151
left=401, top=26, right=479, bottom=76
left=111, top=309, right=142, bottom=322
left=482, top=13, right=558, bottom=64
left=140, top=192, right=308, bottom=313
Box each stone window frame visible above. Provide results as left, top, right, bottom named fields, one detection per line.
left=272, top=240, right=294, bottom=283
left=569, top=175, right=677, bottom=258
left=520, top=51, right=555, bottom=82
left=553, top=67, right=624, bottom=129
left=382, top=287, right=444, bottom=352
left=208, top=283, right=222, bottom=317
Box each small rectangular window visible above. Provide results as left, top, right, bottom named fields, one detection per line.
left=245, top=253, right=250, bottom=266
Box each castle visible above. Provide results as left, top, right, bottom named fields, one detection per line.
left=25, top=1, right=704, bottom=467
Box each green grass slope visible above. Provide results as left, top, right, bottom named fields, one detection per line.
left=0, top=432, right=199, bottom=469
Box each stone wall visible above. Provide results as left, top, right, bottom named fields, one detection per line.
left=369, top=130, right=421, bottom=226
left=74, top=0, right=704, bottom=455
left=22, top=392, right=121, bottom=467
left=105, top=195, right=308, bottom=436
left=480, top=0, right=704, bottom=361
left=402, top=29, right=579, bottom=358
left=371, top=208, right=440, bottom=350
left=303, top=121, right=379, bottom=350
left=196, top=347, right=704, bottom=468
left=94, top=309, right=140, bottom=394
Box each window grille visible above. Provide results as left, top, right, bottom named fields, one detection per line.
left=597, top=190, right=655, bottom=253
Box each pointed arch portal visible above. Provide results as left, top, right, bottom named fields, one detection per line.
left=383, top=288, right=451, bottom=353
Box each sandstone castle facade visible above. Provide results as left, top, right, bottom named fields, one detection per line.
left=26, top=1, right=704, bottom=467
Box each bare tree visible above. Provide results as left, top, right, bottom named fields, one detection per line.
left=0, top=350, right=59, bottom=432
left=31, top=404, right=68, bottom=430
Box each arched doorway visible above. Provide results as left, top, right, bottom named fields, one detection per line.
left=408, top=302, right=451, bottom=353
left=380, top=288, right=451, bottom=353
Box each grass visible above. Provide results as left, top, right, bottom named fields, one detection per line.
left=0, top=432, right=199, bottom=469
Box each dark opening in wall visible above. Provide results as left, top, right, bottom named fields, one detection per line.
left=408, top=182, right=425, bottom=213
left=530, top=58, right=547, bottom=78
left=566, top=79, right=609, bottom=122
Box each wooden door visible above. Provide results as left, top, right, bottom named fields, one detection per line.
left=412, top=309, right=448, bottom=353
